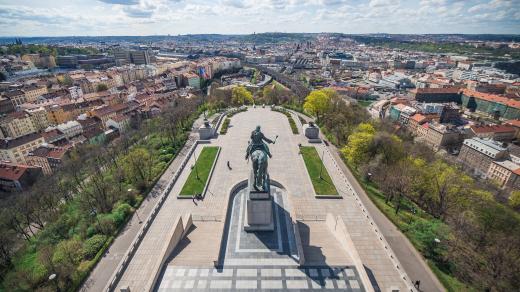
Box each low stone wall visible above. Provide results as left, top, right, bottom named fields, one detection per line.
left=326, top=213, right=374, bottom=292
left=145, top=214, right=192, bottom=292
left=321, top=147, right=416, bottom=292
left=104, top=140, right=204, bottom=292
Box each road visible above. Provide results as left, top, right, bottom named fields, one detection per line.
left=80, top=115, right=206, bottom=292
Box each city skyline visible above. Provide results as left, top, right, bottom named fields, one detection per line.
left=1, top=0, right=519, bottom=37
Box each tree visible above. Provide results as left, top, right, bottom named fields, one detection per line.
left=341, top=123, right=376, bottom=168
left=122, top=147, right=156, bottom=191
left=231, top=86, right=253, bottom=105
left=96, top=83, right=108, bottom=92
left=303, top=89, right=334, bottom=123
left=509, top=190, right=520, bottom=210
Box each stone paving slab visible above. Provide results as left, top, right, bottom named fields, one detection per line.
left=119, top=108, right=409, bottom=292
left=157, top=265, right=365, bottom=291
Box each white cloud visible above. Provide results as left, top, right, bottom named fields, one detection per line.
left=0, top=0, right=518, bottom=36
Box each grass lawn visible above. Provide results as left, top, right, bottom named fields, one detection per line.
left=300, top=146, right=339, bottom=197
left=179, top=146, right=219, bottom=197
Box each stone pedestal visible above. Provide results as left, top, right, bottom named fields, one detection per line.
left=244, top=170, right=274, bottom=231
left=198, top=120, right=215, bottom=140
left=303, top=122, right=320, bottom=140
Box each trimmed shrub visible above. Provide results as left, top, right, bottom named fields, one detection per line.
left=82, top=234, right=108, bottom=260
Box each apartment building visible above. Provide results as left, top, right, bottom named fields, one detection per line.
left=23, top=84, right=48, bottom=102
left=468, top=124, right=517, bottom=143
left=0, top=163, right=42, bottom=192
left=56, top=120, right=83, bottom=139
left=420, top=122, right=462, bottom=151
left=487, top=160, right=520, bottom=189
left=458, top=137, right=509, bottom=178
left=0, top=133, right=45, bottom=164
left=26, top=145, right=67, bottom=175
left=25, top=106, right=50, bottom=131
left=0, top=111, right=36, bottom=138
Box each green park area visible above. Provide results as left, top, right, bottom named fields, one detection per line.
left=179, top=146, right=219, bottom=197
left=300, top=146, right=339, bottom=197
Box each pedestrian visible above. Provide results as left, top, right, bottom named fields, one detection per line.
left=414, top=280, right=421, bottom=290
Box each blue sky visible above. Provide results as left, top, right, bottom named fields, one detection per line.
left=0, top=0, right=519, bottom=36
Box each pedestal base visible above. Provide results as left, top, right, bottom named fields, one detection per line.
left=244, top=170, right=274, bottom=231
left=244, top=198, right=274, bottom=231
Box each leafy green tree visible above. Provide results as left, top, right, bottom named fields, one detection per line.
left=122, top=148, right=156, bottom=191
left=231, top=86, right=253, bottom=105
left=341, top=123, right=375, bottom=168
left=303, top=89, right=336, bottom=123
left=509, top=190, right=520, bottom=210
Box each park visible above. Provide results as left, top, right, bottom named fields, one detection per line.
left=105, top=105, right=413, bottom=292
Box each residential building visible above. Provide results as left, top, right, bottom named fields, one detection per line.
left=23, top=84, right=47, bottom=102
left=458, top=137, right=509, bottom=178
left=106, top=114, right=130, bottom=133
left=468, top=124, right=517, bottom=142
left=0, top=96, right=15, bottom=115
left=184, top=73, right=201, bottom=89
left=0, top=111, right=36, bottom=138
left=25, top=106, right=49, bottom=131
left=69, top=86, right=84, bottom=100
left=421, top=122, right=462, bottom=151
left=26, top=145, right=67, bottom=175
left=0, top=163, right=42, bottom=192
left=56, top=120, right=83, bottom=138
left=0, top=133, right=45, bottom=164
left=461, top=89, right=520, bottom=120
left=412, top=87, right=461, bottom=103
left=487, top=160, right=520, bottom=189
left=4, top=90, right=27, bottom=107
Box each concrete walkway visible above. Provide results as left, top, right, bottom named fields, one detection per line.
left=80, top=115, right=206, bottom=292
left=294, top=110, right=444, bottom=292
left=105, top=107, right=423, bottom=291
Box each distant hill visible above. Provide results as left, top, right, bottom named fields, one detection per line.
left=2, top=33, right=518, bottom=46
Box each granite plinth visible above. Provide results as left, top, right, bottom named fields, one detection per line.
left=244, top=170, right=274, bottom=231
left=303, top=124, right=320, bottom=139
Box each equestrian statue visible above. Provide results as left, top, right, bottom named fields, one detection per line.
left=245, top=125, right=277, bottom=192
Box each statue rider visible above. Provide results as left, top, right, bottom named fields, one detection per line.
left=245, top=125, right=274, bottom=160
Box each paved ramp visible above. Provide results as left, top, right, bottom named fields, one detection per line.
left=167, top=222, right=223, bottom=267
left=298, top=221, right=352, bottom=266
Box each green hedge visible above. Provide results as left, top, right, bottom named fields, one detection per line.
left=220, top=118, right=230, bottom=135
left=272, top=107, right=299, bottom=134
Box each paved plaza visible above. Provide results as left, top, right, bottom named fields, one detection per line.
left=158, top=266, right=364, bottom=291
left=114, top=107, right=412, bottom=292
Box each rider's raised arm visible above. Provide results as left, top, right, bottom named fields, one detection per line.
left=263, top=135, right=274, bottom=144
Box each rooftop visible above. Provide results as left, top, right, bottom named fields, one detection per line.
left=470, top=124, right=516, bottom=134
left=0, top=133, right=43, bottom=149
left=463, top=137, right=507, bottom=158
left=0, top=163, right=38, bottom=181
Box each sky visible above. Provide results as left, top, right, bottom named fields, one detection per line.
left=0, top=0, right=519, bottom=36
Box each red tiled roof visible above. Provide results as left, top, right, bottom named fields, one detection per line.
left=470, top=124, right=516, bottom=134
left=505, top=119, right=520, bottom=128
left=410, top=113, right=427, bottom=123
left=462, top=89, right=520, bottom=109
left=0, top=163, right=33, bottom=181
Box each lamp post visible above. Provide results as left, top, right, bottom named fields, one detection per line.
left=319, top=150, right=325, bottom=180
left=193, top=151, right=200, bottom=180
